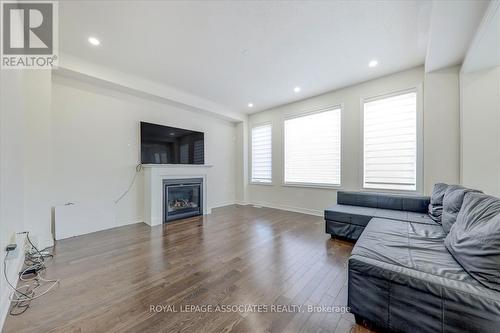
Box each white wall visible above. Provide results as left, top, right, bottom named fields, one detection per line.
left=459, top=1, right=500, bottom=196
left=51, top=74, right=238, bottom=236
left=0, top=69, right=53, bottom=330
left=460, top=66, right=500, bottom=195
left=423, top=66, right=461, bottom=192
left=246, top=66, right=461, bottom=215
left=0, top=70, right=53, bottom=246
left=234, top=121, right=248, bottom=204
left=0, top=71, right=27, bottom=330
left=0, top=71, right=25, bottom=259
left=24, top=71, right=53, bottom=249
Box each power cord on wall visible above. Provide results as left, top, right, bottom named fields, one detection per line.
left=114, top=164, right=143, bottom=204
left=3, top=232, right=59, bottom=316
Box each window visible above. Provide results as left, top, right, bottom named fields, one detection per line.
left=284, top=107, right=341, bottom=186
left=180, top=144, right=189, bottom=163
left=363, top=91, right=418, bottom=191
left=193, top=140, right=204, bottom=164
left=251, top=123, right=272, bottom=183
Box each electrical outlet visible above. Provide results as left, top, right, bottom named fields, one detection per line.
left=5, top=232, right=27, bottom=260
left=5, top=243, right=20, bottom=260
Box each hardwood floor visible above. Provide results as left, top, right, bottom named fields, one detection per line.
left=4, top=205, right=372, bottom=333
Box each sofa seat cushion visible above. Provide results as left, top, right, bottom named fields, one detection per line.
left=351, top=218, right=474, bottom=281
left=406, top=211, right=435, bottom=224
left=325, top=205, right=375, bottom=226
left=324, top=204, right=436, bottom=227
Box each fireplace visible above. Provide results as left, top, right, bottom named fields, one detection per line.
left=143, top=165, right=211, bottom=226
left=163, top=178, right=203, bottom=222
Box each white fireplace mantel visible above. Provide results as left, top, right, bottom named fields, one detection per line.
left=143, top=164, right=213, bottom=226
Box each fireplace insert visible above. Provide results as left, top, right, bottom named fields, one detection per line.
left=163, top=178, right=203, bottom=222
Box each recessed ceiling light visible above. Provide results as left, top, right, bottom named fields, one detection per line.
left=247, top=103, right=254, bottom=108
left=368, top=60, right=378, bottom=68
left=293, top=86, right=301, bottom=93
left=88, top=37, right=100, bottom=46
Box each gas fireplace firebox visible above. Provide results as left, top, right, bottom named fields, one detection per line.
left=163, top=178, right=203, bottom=222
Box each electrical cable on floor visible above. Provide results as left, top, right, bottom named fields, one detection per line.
left=3, top=232, right=60, bottom=316
left=114, top=164, right=143, bottom=204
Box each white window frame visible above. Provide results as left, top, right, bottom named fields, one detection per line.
left=250, top=122, right=273, bottom=185
left=282, top=105, right=342, bottom=188
left=360, top=86, right=423, bottom=194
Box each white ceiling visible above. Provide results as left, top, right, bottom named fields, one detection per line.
left=58, top=0, right=485, bottom=115
left=462, top=0, right=500, bottom=72
left=425, top=0, right=490, bottom=72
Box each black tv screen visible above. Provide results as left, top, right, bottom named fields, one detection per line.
left=140, top=122, right=204, bottom=164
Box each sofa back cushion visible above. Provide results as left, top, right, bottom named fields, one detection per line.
left=442, top=185, right=480, bottom=233
left=428, top=183, right=448, bottom=223
left=336, top=191, right=429, bottom=213
left=445, top=192, right=500, bottom=291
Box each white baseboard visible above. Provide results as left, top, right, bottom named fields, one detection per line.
left=115, top=216, right=144, bottom=226
left=209, top=200, right=323, bottom=217
left=248, top=201, right=323, bottom=217
left=0, top=234, right=27, bottom=331
left=208, top=202, right=237, bottom=211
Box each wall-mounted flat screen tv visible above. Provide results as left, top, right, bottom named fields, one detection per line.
left=140, top=122, right=204, bottom=164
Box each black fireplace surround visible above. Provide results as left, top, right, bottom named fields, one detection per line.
left=163, top=178, right=203, bottom=222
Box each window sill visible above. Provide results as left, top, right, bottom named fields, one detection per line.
left=250, top=181, right=274, bottom=186
left=361, top=187, right=422, bottom=195
left=282, top=182, right=343, bottom=190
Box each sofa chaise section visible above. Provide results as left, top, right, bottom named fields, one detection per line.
left=348, top=218, right=500, bottom=332
left=325, top=191, right=432, bottom=240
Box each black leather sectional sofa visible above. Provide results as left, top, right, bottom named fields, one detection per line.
left=325, top=187, right=500, bottom=332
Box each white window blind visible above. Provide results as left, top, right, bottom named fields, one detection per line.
left=284, top=107, right=341, bottom=185
left=363, top=91, right=417, bottom=191
left=251, top=123, right=272, bottom=183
